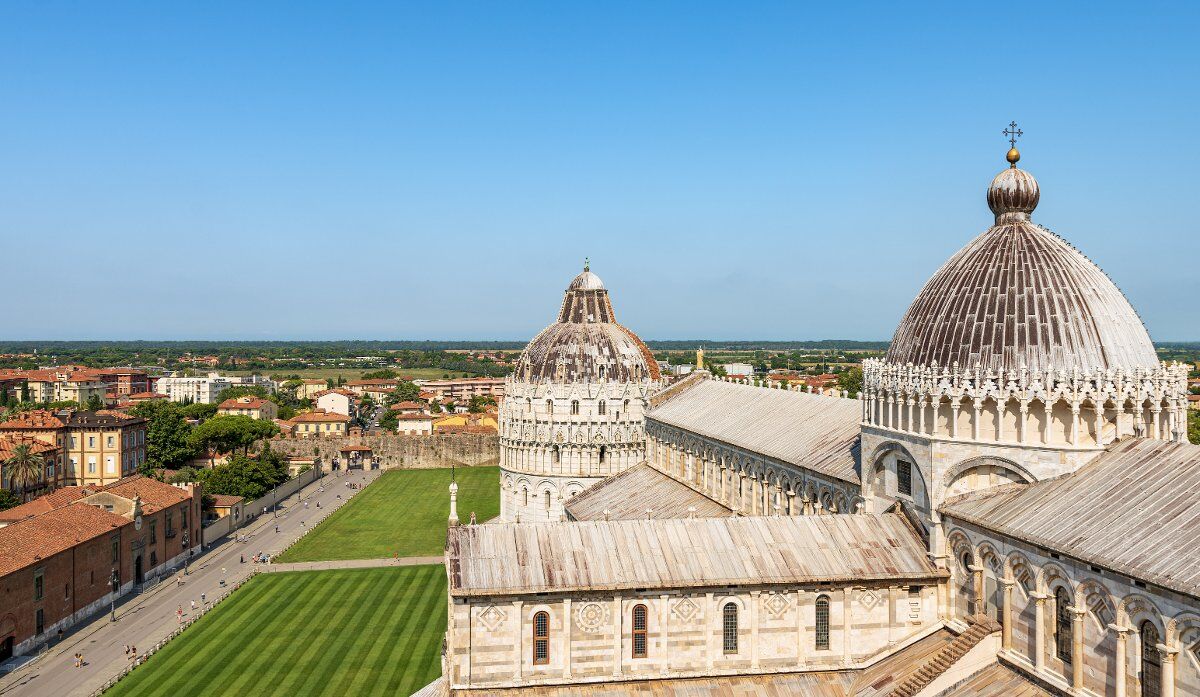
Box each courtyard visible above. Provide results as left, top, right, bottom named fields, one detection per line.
left=277, top=465, right=500, bottom=562
left=105, top=566, right=446, bottom=697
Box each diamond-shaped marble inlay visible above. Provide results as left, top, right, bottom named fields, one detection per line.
left=858, top=589, right=882, bottom=611
left=764, top=592, right=790, bottom=618
left=574, top=602, right=609, bottom=633
left=672, top=597, right=700, bottom=623
left=479, top=605, right=507, bottom=632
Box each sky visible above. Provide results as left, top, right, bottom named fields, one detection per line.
left=2, top=2, right=1198, bottom=341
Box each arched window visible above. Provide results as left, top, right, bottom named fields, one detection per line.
left=631, top=604, right=648, bottom=658
left=570, top=400, right=580, bottom=415
left=598, top=365, right=606, bottom=381
left=525, top=398, right=532, bottom=413
left=533, top=611, right=549, bottom=665
left=546, top=400, right=554, bottom=415
left=552, top=446, right=560, bottom=465
left=544, top=490, right=551, bottom=511
left=598, top=400, right=606, bottom=415
left=1054, top=587, right=1073, bottom=664
left=522, top=488, right=529, bottom=507
left=815, top=595, right=831, bottom=650
left=1140, top=621, right=1161, bottom=697
left=722, top=603, right=738, bottom=654
left=599, top=446, right=606, bottom=465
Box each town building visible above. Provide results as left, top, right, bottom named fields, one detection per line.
left=0, top=476, right=202, bottom=660
left=498, top=264, right=663, bottom=523
left=314, top=389, right=357, bottom=417
left=721, top=362, right=754, bottom=377
left=289, top=410, right=350, bottom=438
left=296, top=379, right=329, bottom=400
left=421, top=140, right=1200, bottom=697
left=154, top=373, right=233, bottom=404
left=434, top=413, right=497, bottom=435
left=216, top=395, right=278, bottom=420
left=396, top=413, right=435, bottom=436
left=0, top=410, right=147, bottom=487
left=205, top=494, right=244, bottom=525
left=422, top=377, right=506, bottom=404
left=0, top=435, right=62, bottom=500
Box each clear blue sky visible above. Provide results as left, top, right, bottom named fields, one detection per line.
left=2, top=2, right=1197, bottom=341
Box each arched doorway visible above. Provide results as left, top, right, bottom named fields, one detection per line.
left=0, top=614, right=15, bottom=661
left=134, top=555, right=144, bottom=585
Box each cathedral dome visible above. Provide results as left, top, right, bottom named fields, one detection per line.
left=885, top=156, right=1159, bottom=374
left=514, top=264, right=661, bottom=383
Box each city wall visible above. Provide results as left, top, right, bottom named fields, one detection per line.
left=268, top=432, right=500, bottom=470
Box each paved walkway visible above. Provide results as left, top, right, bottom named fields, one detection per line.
left=0, top=469, right=382, bottom=697
left=263, top=556, right=442, bottom=572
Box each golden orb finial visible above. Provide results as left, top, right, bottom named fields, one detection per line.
left=1002, top=121, right=1023, bottom=168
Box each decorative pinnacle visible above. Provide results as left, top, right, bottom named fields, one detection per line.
left=584, top=257, right=590, bottom=272
left=1003, top=121, right=1023, bottom=167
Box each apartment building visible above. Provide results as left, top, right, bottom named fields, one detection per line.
left=154, top=373, right=233, bottom=404
left=216, top=395, right=278, bottom=420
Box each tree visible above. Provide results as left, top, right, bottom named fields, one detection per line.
left=361, top=369, right=398, bottom=380
left=130, top=401, right=197, bottom=473
left=198, top=447, right=289, bottom=500
left=837, top=367, right=863, bottom=397
left=180, top=402, right=219, bottom=421
left=1190, top=410, right=1200, bottom=446
left=390, top=381, right=421, bottom=404
left=19, top=383, right=29, bottom=403
left=188, top=414, right=279, bottom=463
left=468, top=395, right=495, bottom=413
left=0, top=488, right=20, bottom=511
left=168, top=466, right=204, bottom=484
left=216, top=385, right=270, bottom=402
left=5, top=443, right=45, bottom=501
left=379, top=409, right=399, bottom=432
left=84, top=394, right=106, bottom=411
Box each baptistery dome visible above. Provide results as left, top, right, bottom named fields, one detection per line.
left=514, top=266, right=660, bottom=383
left=885, top=155, right=1158, bottom=374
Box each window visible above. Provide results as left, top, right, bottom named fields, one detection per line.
left=598, top=401, right=606, bottom=415
left=33, top=568, right=44, bottom=601
left=722, top=603, right=738, bottom=653
left=1140, top=621, right=1161, bottom=697
left=111, top=534, right=120, bottom=563
left=522, top=488, right=529, bottom=507
left=181, top=506, right=188, bottom=531
left=546, top=400, right=554, bottom=416
left=897, top=460, right=912, bottom=496
left=1055, top=587, right=1073, bottom=664
left=533, top=611, right=550, bottom=665
left=598, top=365, right=606, bottom=380
left=64, top=582, right=70, bottom=599
left=632, top=604, right=648, bottom=658
left=552, top=446, right=560, bottom=465
left=815, top=595, right=831, bottom=650
left=544, top=491, right=551, bottom=511
left=89, top=570, right=94, bottom=586
left=599, top=446, right=606, bottom=465
left=526, top=398, right=532, bottom=414
left=107, top=435, right=114, bottom=448
left=570, top=400, right=580, bottom=415
left=149, top=519, right=156, bottom=542
left=88, top=436, right=95, bottom=448
left=35, top=608, right=44, bottom=636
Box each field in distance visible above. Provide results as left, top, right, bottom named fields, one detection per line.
left=223, top=366, right=479, bottom=381
left=277, top=466, right=500, bottom=562
left=105, top=566, right=446, bottom=697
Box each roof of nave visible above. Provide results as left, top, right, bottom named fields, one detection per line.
left=513, top=264, right=660, bottom=385
left=446, top=512, right=939, bottom=597
left=885, top=150, right=1158, bottom=375
left=563, top=462, right=733, bottom=521
left=940, top=437, right=1200, bottom=598
left=648, top=377, right=862, bottom=484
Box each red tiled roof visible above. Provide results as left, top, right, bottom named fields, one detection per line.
left=127, top=392, right=168, bottom=400
left=396, top=413, right=434, bottom=421
left=314, top=389, right=356, bottom=398
left=0, top=502, right=129, bottom=577
left=218, top=397, right=272, bottom=410
left=389, top=401, right=424, bottom=410
left=101, top=476, right=192, bottom=514
left=0, top=486, right=93, bottom=522
left=346, top=379, right=398, bottom=386
left=291, top=411, right=350, bottom=424
left=0, top=434, right=59, bottom=460
left=0, top=410, right=66, bottom=430
left=210, top=494, right=243, bottom=507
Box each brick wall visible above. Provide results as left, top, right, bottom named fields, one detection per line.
left=269, top=433, right=498, bottom=470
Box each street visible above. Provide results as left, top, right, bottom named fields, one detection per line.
left=0, top=468, right=381, bottom=697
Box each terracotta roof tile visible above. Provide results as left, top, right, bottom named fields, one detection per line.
left=0, top=503, right=129, bottom=577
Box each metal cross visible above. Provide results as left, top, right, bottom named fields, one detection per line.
left=1003, top=121, right=1023, bottom=147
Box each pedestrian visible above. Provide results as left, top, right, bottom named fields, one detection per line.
left=316, top=501, right=320, bottom=509
left=240, top=554, right=244, bottom=564
left=303, top=501, right=308, bottom=509
left=177, top=605, right=183, bottom=623
left=123, top=644, right=129, bottom=655
left=130, top=646, right=137, bottom=663
left=74, top=652, right=81, bottom=668
left=190, top=599, right=196, bottom=611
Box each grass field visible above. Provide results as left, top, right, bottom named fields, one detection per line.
left=277, top=466, right=499, bottom=562
left=106, top=566, right=446, bottom=697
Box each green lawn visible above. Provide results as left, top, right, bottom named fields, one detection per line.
left=106, top=566, right=446, bottom=697
left=277, top=466, right=499, bottom=562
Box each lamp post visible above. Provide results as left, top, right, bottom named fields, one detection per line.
left=109, top=568, right=119, bottom=622
left=182, top=529, right=190, bottom=573
left=272, top=485, right=278, bottom=518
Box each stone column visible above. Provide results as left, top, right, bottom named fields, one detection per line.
left=1001, top=579, right=1015, bottom=650
left=1071, top=605, right=1085, bottom=690
left=972, top=399, right=982, bottom=440
left=795, top=589, right=806, bottom=665
left=563, top=597, right=573, bottom=678
left=1070, top=402, right=1081, bottom=446
left=842, top=587, right=853, bottom=665
left=1031, top=592, right=1049, bottom=672
left=1019, top=400, right=1029, bottom=444
left=888, top=586, right=900, bottom=645
left=1110, top=623, right=1131, bottom=697
left=786, top=488, right=796, bottom=516
left=612, top=594, right=623, bottom=677
left=514, top=599, right=524, bottom=680
left=738, top=472, right=748, bottom=513
left=968, top=564, right=984, bottom=616
left=660, top=594, right=670, bottom=675
left=1043, top=402, right=1053, bottom=445
left=705, top=592, right=716, bottom=670
left=1158, top=644, right=1178, bottom=697
left=950, top=401, right=960, bottom=439
left=750, top=590, right=761, bottom=670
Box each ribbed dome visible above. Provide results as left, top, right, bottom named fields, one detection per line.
left=886, top=165, right=1158, bottom=374
left=515, top=266, right=660, bottom=383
